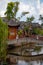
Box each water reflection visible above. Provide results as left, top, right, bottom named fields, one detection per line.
left=9, top=46, right=43, bottom=65
left=17, top=60, right=43, bottom=65
left=17, top=60, right=29, bottom=65
left=32, top=48, right=43, bottom=55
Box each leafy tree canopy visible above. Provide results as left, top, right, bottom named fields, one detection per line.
left=26, top=16, right=35, bottom=22
left=5, top=1, right=29, bottom=21
left=5, top=2, right=19, bottom=20
left=32, top=28, right=43, bottom=35
left=39, top=15, right=43, bottom=24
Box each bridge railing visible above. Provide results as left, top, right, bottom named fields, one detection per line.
left=8, top=37, right=43, bottom=45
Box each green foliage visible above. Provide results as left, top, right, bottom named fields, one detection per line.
left=5, top=2, right=19, bottom=20
left=5, top=1, right=29, bottom=21
left=41, top=23, right=43, bottom=26
left=26, top=16, right=34, bottom=22
left=32, top=28, right=43, bottom=35
left=0, top=17, right=8, bottom=61
left=24, top=26, right=29, bottom=32
left=39, top=15, right=43, bottom=21
left=24, top=26, right=29, bottom=36
left=5, top=2, right=14, bottom=20
left=18, top=30, right=23, bottom=36
left=32, top=28, right=40, bottom=35
left=39, top=15, right=43, bottom=24
left=14, top=2, right=19, bottom=17
left=40, top=29, right=43, bottom=35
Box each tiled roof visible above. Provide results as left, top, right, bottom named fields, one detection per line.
left=2, top=17, right=41, bottom=27
left=8, top=19, right=20, bottom=27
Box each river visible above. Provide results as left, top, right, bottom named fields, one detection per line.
left=14, top=48, right=43, bottom=65
left=8, top=45, right=43, bottom=65
left=16, top=60, right=43, bottom=65
left=16, top=48, right=43, bottom=65
left=32, top=48, right=43, bottom=55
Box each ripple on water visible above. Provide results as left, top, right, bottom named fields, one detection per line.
left=17, top=60, right=43, bottom=65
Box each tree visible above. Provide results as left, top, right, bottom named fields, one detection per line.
left=26, top=16, right=34, bottom=23
left=5, top=1, right=29, bottom=21
left=0, top=17, right=8, bottom=63
left=5, top=2, right=19, bottom=20
left=41, top=23, right=43, bottom=26
left=14, top=2, right=19, bottom=17
left=24, top=26, right=29, bottom=37
left=32, top=28, right=40, bottom=35
left=32, top=27, right=43, bottom=35
left=40, top=29, right=43, bottom=35
left=26, top=16, right=34, bottom=35
left=18, top=30, right=23, bottom=37
left=39, top=15, right=43, bottom=24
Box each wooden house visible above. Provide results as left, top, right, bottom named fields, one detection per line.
left=2, top=17, right=20, bottom=40
left=8, top=19, right=20, bottom=40
left=2, top=17, right=42, bottom=40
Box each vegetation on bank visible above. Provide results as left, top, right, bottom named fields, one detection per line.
left=32, top=28, right=43, bottom=35
left=0, top=17, right=8, bottom=63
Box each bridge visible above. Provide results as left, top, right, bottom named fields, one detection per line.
left=7, top=53, right=43, bottom=62
left=8, top=38, right=43, bottom=46
left=7, top=38, right=43, bottom=64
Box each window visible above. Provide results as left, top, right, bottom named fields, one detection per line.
left=10, top=32, right=15, bottom=35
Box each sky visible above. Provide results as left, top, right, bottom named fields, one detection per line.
left=0, top=0, right=43, bottom=23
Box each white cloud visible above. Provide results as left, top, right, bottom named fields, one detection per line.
left=0, top=0, right=12, bottom=16
left=18, top=2, right=35, bottom=15
left=0, top=11, right=5, bottom=17
left=0, top=0, right=39, bottom=17
left=40, top=3, right=43, bottom=15
left=37, top=0, right=40, bottom=9
left=0, top=0, right=43, bottom=24
left=19, top=2, right=30, bottom=12
left=17, top=2, right=39, bottom=18
left=0, top=0, right=12, bottom=10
